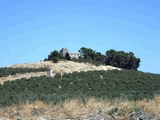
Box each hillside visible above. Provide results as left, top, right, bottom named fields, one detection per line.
left=0, top=61, right=160, bottom=120
left=0, top=60, right=121, bottom=84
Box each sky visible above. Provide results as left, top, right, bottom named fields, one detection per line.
left=0, top=0, right=160, bottom=74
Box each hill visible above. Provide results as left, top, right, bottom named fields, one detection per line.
left=0, top=60, right=121, bottom=84
left=0, top=61, right=160, bottom=120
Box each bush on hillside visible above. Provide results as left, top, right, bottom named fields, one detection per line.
left=0, top=70, right=160, bottom=107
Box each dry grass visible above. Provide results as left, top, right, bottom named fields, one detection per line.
left=0, top=95, right=160, bottom=120
left=0, top=72, right=46, bottom=84
left=0, top=60, right=121, bottom=84
left=0, top=61, right=158, bottom=119
left=136, top=95, right=160, bottom=114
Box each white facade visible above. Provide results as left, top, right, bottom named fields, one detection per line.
left=60, top=48, right=80, bottom=59
left=47, top=68, right=52, bottom=77
left=69, top=52, right=80, bottom=59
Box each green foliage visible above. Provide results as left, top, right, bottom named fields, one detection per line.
left=0, top=67, right=47, bottom=77
left=44, top=47, right=141, bottom=69
left=105, top=49, right=140, bottom=70
left=65, top=52, right=71, bottom=60
left=52, top=57, right=59, bottom=63
left=78, top=47, right=105, bottom=62
left=108, top=108, right=118, bottom=116
left=45, top=50, right=64, bottom=63
left=78, top=47, right=96, bottom=59
left=73, top=47, right=106, bottom=66
left=44, top=58, right=48, bottom=61
left=0, top=70, right=160, bottom=107
left=75, top=47, right=140, bottom=69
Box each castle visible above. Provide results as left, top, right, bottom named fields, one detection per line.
left=60, top=48, right=80, bottom=59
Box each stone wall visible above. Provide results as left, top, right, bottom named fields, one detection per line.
left=69, top=52, right=80, bottom=59
left=60, top=48, right=80, bottom=59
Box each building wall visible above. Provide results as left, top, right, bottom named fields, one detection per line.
left=69, top=53, right=80, bottom=59
left=60, top=48, right=68, bottom=57
left=60, top=48, right=80, bottom=59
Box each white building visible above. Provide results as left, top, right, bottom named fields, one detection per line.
left=60, top=48, right=80, bottom=59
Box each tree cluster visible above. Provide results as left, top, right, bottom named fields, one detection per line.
left=44, top=47, right=141, bottom=70
left=78, top=47, right=140, bottom=70
left=78, top=47, right=106, bottom=63
left=105, top=49, right=140, bottom=70
left=44, top=50, right=64, bottom=63
left=0, top=67, right=47, bottom=77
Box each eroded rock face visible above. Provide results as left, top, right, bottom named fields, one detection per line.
left=130, top=111, right=160, bottom=120
left=1, top=111, right=160, bottom=120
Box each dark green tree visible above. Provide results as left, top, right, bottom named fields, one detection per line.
left=105, top=49, right=140, bottom=70
left=105, top=49, right=117, bottom=66
left=78, top=47, right=96, bottom=59
left=52, top=57, right=59, bottom=63
left=45, top=50, right=64, bottom=63
left=44, top=58, right=48, bottom=61
left=65, top=52, right=71, bottom=60
left=94, top=52, right=106, bottom=63
left=48, top=50, right=62, bottom=60
left=127, top=52, right=140, bottom=70
left=78, top=47, right=105, bottom=62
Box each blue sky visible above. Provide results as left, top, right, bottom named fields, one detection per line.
left=0, top=0, right=160, bottom=74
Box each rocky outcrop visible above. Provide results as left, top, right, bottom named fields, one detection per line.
left=1, top=110, right=160, bottom=120
left=130, top=111, right=160, bottom=120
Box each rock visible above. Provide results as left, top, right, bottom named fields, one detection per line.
left=37, top=116, right=47, bottom=120
left=130, top=111, right=160, bottom=120
left=16, top=118, right=26, bottom=120
left=31, top=108, right=48, bottom=116
left=0, top=117, right=11, bottom=120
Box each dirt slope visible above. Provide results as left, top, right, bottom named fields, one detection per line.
left=0, top=60, right=121, bottom=83
left=1, top=61, right=160, bottom=120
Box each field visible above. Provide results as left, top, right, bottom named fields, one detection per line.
left=0, top=61, right=160, bottom=119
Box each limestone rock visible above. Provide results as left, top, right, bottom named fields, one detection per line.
left=130, top=111, right=160, bottom=120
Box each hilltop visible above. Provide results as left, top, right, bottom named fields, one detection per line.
left=0, top=60, right=121, bottom=84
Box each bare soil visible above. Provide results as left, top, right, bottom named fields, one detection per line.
left=1, top=60, right=121, bottom=84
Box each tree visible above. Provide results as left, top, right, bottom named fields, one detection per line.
left=52, top=57, right=59, bottom=63
left=127, top=52, right=140, bottom=70
left=65, top=52, right=71, bottom=60
left=105, top=49, right=117, bottom=66
left=44, top=58, right=48, bottom=61
left=94, top=52, right=106, bottom=63
left=105, top=49, right=140, bottom=70
left=78, top=47, right=96, bottom=59
left=78, top=47, right=105, bottom=62
left=45, top=50, right=65, bottom=63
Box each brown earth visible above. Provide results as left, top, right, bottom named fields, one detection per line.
left=0, top=60, right=121, bottom=84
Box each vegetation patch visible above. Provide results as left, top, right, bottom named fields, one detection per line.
left=0, top=67, right=47, bottom=78
left=0, top=70, right=160, bottom=107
